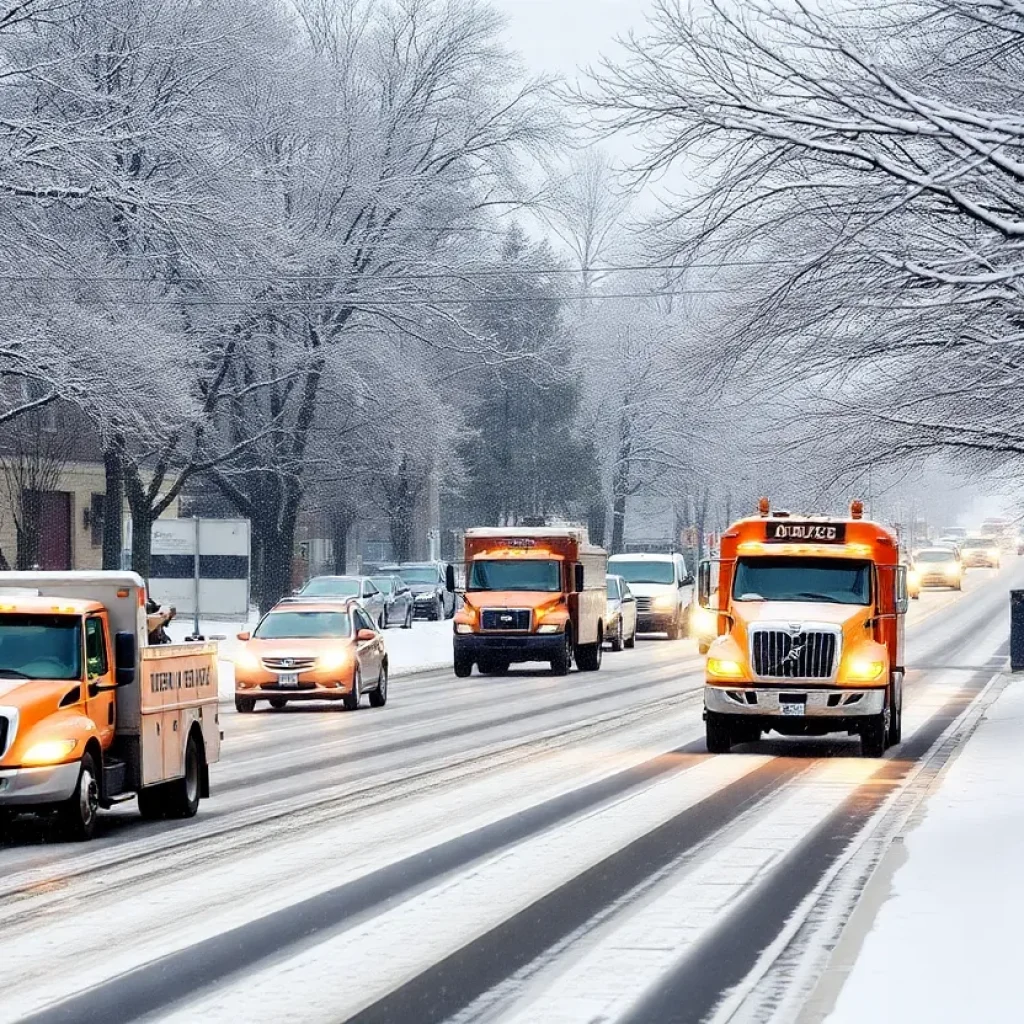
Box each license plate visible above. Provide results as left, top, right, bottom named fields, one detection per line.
left=780, top=702, right=804, bottom=716
left=278, top=672, right=299, bottom=687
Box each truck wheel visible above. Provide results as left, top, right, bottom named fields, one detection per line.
left=625, top=627, right=636, bottom=650
left=57, top=753, right=100, bottom=841
left=550, top=630, right=573, bottom=676
left=454, top=653, right=474, bottom=678
left=860, top=712, right=888, bottom=758
left=235, top=697, right=256, bottom=714
left=705, top=713, right=732, bottom=754
left=369, top=664, right=388, bottom=707
left=611, top=621, right=625, bottom=652
left=667, top=616, right=682, bottom=641
left=137, top=784, right=167, bottom=820
left=888, top=678, right=903, bottom=746
left=344, top=668, right=362, bottom=711
left=268, top=698, right=288, bottom=710
left=698, top=641, right=710, bottom=655
left=576, top=637, right=603, bottom=671
left=162, top=734, right=203, bottom=819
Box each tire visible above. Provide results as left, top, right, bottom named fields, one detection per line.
left=666, top=614, right=682, bottom=641
left=698, top=641, right=710, bottom=655
left=268, top=697, right=288, bottom=710
left=550, top=630, right=573, bottom=676
left=344, top=668, right=362, bottom=711
left=402, top=606, right=413, bottom=629
left=888, top=677, right=903, bottom=746
left=235, top=697, right=256, bottom=714
left=610, top=620, right=625, bottom=652
left=734, top=723, right=761, bottom=746
left=435, top=598, right=444, bottom=622
left=57, top=753, right=100, bottom=841
left=860, top=711, right=888, bottom=757
left=369, top=663, right=388, bottom=707
left=454, top=653, right=473, bottom=678
left=162, top=733, right=203, bottom=819
left=705, top=713, right=732, bottom=754
left=912, top=593, right=919, bottom=600
left=378, top=614, right=386, bottom=630
left=625, top=627, right=636, bottom=650
left=576, top=634, right=603, bottom=672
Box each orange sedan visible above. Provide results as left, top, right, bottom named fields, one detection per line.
left=233, top=600, right=388, bottom=713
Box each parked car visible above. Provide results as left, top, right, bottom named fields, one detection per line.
left=370, top=574, right=415, bottom=628
left=233, top=599, right=388, bottom=712
left=380, top=561, right=457, bottom=620
left=293, top=575, right=387, bottom=627
left=605, top=574, right=638, bottom=651
left=606, top=551, right=694, bottom=639
left=913, top=547, right=963, bottom=590
left=959, top=536, right=1001, bottom=569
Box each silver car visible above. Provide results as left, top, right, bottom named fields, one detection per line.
left=371, top=575, right=415, bottom=629
left=605, top=574, right=638, bottom=651
left=295, top=575, right=387, bottom=628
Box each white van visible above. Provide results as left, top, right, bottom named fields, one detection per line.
left=607, top=552, right=694, bottom=639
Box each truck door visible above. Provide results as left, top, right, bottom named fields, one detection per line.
left=84, top=615, right=116, bottom=748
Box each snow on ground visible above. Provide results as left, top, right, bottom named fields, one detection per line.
left=166, top=616, right=461, bottom=701
left=826, top=670, right=1023, bottom=1024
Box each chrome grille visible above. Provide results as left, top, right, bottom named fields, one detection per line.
left=751, top=629, right=838, bottom=680
left=480, top=609, right=531, bottom=631
left=262, top=656, right=317, bottom=671
left=0, top=715, right=9, bottom=757
left=635, top=597, right=652, bottom=613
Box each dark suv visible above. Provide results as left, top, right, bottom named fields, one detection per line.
left=379, top=561, right=457, bottom=620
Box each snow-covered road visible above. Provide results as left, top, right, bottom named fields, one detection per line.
left=0, top=565, right=1016, bottom=1024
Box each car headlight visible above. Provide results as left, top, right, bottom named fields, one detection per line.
left=319, top=649, right=350, bottom=671
left=707, top=657, right=743, bottom=678
left=652, top=595, right=675, bottom=611
left=455, top=623, right=473, bottom=634
left=22, top=739, right=77, bottom=766
left=537, top=623, right=562, bottom=634
left=990, top=549, right=1000, bottom=560
left=847, top=658, right=885, bottom=681
left=234, top=649, right=260, bottom=671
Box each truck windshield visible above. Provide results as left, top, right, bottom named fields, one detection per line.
left=0, top=614, right=82, bottom=680
left=609, top=561, right=675, bottom=585
left=255, top=611, right=352, bottom=639
left=733, top=558, right=871, bottom=605
left=468, top=559, right=561, bottom=592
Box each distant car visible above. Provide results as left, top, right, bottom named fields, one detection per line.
left=959, top=536, right=1001, bottom=569
left=605, top=574, right=638, bottom=651
left=293, top=575, right=387, bottom=628
left=940, top=527, right=968, bottom=542
left=607, top=551, right=694, bottom=639
left=914, top=547, right=963, bottom=590
left=380, top=561, right=457, bottom=620
left=904, top=558, right=921, bottom=599
left=935, top=538, right=963, bottom=561
left=233, top=600, right=388, bottom=712
left=370, top=574, right=415, bottom=628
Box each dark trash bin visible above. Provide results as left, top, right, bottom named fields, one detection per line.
left=1011, top=590, right=1024, bottom=670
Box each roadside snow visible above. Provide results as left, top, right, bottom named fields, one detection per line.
left=826, top=671, right=1023, bottom=1024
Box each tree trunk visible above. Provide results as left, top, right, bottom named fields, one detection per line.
left=16, top=490, right=41, bottom=569
left=253, top=494, right=301, bottom=614
left=610, top=410, right=632, bottom=554
left=102, top=447, right=124, bottom=570
left=130, top=506, right=155, bottom=582
left=331, top=509, right=355, bottom=575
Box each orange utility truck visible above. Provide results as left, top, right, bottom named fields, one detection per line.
left=0, top=571, right=221, bottom=839
left=453, top=527, right=607, bottom=677
left=697, top=500, right=908, bottom=758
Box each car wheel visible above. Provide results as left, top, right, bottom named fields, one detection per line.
left=435, top=597, right=444, bottom=622
left=625, top=626, right=636, bottom=650
left=369, top=663, right=388, bottom=707
left=667, top=615, right=682, bottom=641
left=235, top=697, right=256, bottom=714
left=344, top=667, right=362, bottom=711
left=57, top=753, right=100, bottom=841
left=268, top=697, right=288, bottom=710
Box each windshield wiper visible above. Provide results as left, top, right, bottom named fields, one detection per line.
left=0, top=668, right=30, bottom=679
left=792, top=592, right=842, bottom=602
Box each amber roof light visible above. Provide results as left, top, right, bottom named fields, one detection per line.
left=758, top=497, right=770, bottom=516
left=850, top=499, right=864, bottom=520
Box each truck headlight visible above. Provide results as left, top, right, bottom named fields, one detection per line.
left=22, top=739, right=77, bottom=766
left=537, top=624, right=562, bottom=634
left=847, top=658, right=885, bottom=681
left=707, top=657, right=743, bottom=678
left=455, top=623, right=473, bottom=634
left=652, top=595, right=675, bottom=611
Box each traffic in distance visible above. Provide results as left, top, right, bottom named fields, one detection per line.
left=0, top=500, right=1012, bottom=841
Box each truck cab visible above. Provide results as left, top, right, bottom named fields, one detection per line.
left=453, top=527, right=607, bottom=677
left=697, top=500, right=908, bottom=758
left=0, top=571, right=221, bottom=840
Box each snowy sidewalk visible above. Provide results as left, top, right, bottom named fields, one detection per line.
left=823, top=669, right=1024, bottom=1024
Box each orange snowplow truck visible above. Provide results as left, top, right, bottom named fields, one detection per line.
left=454, top=527, right=607, bottom=677
left=697, top=500, right=909, bottom=758
left=0, top=572, right=221, bottom=840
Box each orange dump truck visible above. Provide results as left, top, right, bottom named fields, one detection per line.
left=0, top=571, right=221, bottom=839
left=697, top=500, right=908, bottom=757
left=453, top=527, right=607, bottom=677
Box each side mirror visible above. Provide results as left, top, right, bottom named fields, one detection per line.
left=114, top=631, right=137, bottom=687
left=237, top=631, right=251, bottom=641
left=356, top=628, right=376, bottom=642
left=574, top=563, right=585, bottom=592
left=445, top=565, right=456, bottom=592
left=697, top=560, right=713, bottom=610
left=682, top=574, right=694, bottom=587
left=623, top=594, right=636, bottom=604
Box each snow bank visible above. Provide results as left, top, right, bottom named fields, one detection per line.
left=827, top=672, right=1023, bottom=1023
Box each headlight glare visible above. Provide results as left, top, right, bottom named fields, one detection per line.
left=455, top=623, right=473, bottom=634
left=319, top=649, right=350, bottom=671
left=537, top=623, right=562, bottom=634
left=847, top=658, right=885, bottom=681
left=22, top=739, right=77, bottom=766
left=707, top=657, right=743, bottom=678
